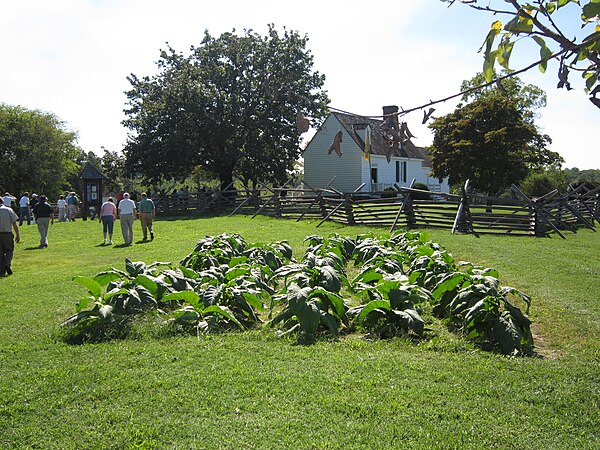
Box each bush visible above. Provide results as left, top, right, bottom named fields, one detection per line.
left=411, top=182, right=431, bottom=200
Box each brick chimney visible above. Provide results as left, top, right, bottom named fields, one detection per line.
left=382, top=105, right=399, bottom=117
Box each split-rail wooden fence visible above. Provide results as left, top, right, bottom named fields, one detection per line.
left=153, top=180, right=600, bottom=238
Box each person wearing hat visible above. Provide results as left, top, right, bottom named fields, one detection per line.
left=137, top=192, right=156, bottom=241
left=30, top=194, right=39, bottom=224
left=117, top=192, right=137, bottom=245
left=2, top=192, right=16, bottom=211
left=18, top=192, right=31, bottom=225
left=67, top=192, right=79, bottom=221
left=32, top=195, right=54, bottom=248
left=0, top=196, right=20, bottom=276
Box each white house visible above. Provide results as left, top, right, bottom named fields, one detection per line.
left=302, top=106, right=449, bottom=194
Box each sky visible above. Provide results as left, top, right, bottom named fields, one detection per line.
left=1, top=0, right=598, bottom=169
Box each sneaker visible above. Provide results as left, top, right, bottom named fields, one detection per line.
left=150, top=232, right=154, bottom=241
left=103, top=239, right=107, bottom=245
left=6, top=266, right=12, bottom=275
left=109, top=240, right=113, bottom=245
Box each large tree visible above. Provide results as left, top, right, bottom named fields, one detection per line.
left=0, top=104, right=80, bottom=198
left=460, top=69, right=547, bottom=120
left=123, top=26, right=329, bottom=190
left=442, top=0, right=600, bottom=108
left=428, top=94, right=562, bottom=195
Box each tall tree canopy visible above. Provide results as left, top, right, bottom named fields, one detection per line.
left=0, top=104, right=80, bottom=198
left=123, top=26, right=329, bottom=189
left=428, top=94, right=562, bottom=195
left=442, top=0, right=600, bottom=108
left=460, top=69, right=547, bottom=118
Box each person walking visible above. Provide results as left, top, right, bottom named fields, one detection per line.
left=137, top=192, right=156, bottom=241
left=18, top=192, right=31, bottom=225
left=99, top=197, right=117, bottom=245
left=117, top=192, right=136, bottom=245
left=57, top=195, right=67, bottom=222
left=67, top=192, right=79, bottom=221
left=32, top=195, right=54, bottom=248
left=0, top=197, right=20, bottom=276
left=2, top=192, right=16, bottom=211
left=30, top=194, right=38, bottom=224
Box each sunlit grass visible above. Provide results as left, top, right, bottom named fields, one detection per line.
left=1, top=216, right=598, bottom=449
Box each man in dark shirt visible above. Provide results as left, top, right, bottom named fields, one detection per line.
left=32, top=195, right=54, bottom=248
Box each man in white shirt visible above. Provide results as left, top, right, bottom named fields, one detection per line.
left=117, top=192, right=137, bottom=245
left=18, top=192, right=31, bottom=225
left=2, top=193, right=16, bottom=210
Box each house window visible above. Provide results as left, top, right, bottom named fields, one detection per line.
left=402, top=161, right=407, bottom=183
left=371, top=167, right=378, bottom=184
left=395, top=161, right=400, bottom=183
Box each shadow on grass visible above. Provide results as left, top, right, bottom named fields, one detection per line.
left=24, top=246, right=45, bottom=251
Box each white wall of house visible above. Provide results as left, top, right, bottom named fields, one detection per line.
left=304, top=114, right=450, bottom=194
left=361, top=155, right=449, bottom=193
left=303, top=115, right=364, bottom=192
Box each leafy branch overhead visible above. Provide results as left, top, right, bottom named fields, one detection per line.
left=443, top=0, right=600, bottom=108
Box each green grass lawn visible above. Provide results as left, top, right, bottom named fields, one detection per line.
left=1, top=216, right=598, bottom=449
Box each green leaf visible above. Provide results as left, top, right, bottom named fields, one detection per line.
left=241, top=291, right=265, bottom=312
left=178, top=265, right=199, bottom=280
left=162, top=290, right=200, bottom=306
left=352, top=267, right=384, bottom=286
left=496, top=34, right=515, bottom=70
left=134, top=274, right=158, bottom=295
left=75, top=296, right=94, bottom=313
left=432, top=272, right=467, bottom=301
left=292, top=301, right=321, bottom=337
left=357, top=299, right=390, bottom=325
left=582, top=1, right=600, bottom=22
left=320, top=313, right=339, bottom=336
left=503, top=15, right=534, bottom=34
left=93, top=271, right=125, bottom=287
left=203, top=305, right=244, bottom=329
left=484, top=49, right=498, bottom=83
left=533, top=36, right=553, bottom=73
left=393, top=309, right=425, bottom=336
left=72, top=276, right=102, bottom=299
left=125, top=259, right=147, bottom=277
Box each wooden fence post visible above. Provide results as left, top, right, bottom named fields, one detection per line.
left=452, top=180, right=474, bottom=234
left=344, top=194, right=355, bottom=225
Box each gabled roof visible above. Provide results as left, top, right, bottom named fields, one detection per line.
left=80, top=162, right=107, bottom=180
left=332, top=111, right=429, bottom=161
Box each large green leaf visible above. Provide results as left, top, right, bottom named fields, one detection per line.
left=308, top=287, right=346, bottom=318
left=393, top=309, right=425, bottom=336
left=162, top=290, right=200, bottom=307
left=72, top=276, right=102, bottom=299
left=203, top=305, right=244, bottom=329
left=134, top=274, right=158, bottom=295
left=93, top=271, right=125, bottom=287
left=292, top=300, right=321, bottom=337
left=431, top=272, right=467, bottom=301
left=357, top=300, right=390, bottom=325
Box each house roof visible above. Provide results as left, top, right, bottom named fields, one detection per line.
left=331, top=111, right=430, bottom=161
left=80, top=162, right=107, bottom=180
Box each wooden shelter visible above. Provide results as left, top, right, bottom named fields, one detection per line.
left=80, top=162, right=106, bottom=220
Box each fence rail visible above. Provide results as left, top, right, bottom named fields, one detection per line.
left=149, top=182, right=599, bottom=238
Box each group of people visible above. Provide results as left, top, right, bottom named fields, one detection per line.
left=99, top=192, right=156, bottom=245
left=0, top=191, right=156, bottom=277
